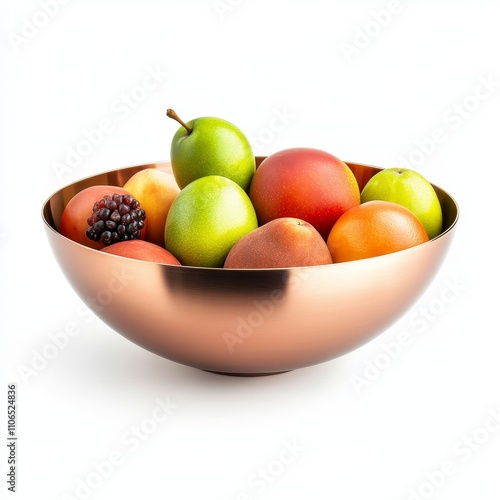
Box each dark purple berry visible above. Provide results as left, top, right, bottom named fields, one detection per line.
left=110, top=211, right=121, bottom=223
left=118, top=203, right=130, bottom=216
left=86, top=193, right=146, bottom=246
left=97, top=208, right=111, bottom=220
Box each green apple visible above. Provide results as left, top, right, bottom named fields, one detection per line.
left=360, top=167, right=443, bottom=239
left=166, top=109, right=256, bottom=191
left=164, top=175, right=258, bottom=267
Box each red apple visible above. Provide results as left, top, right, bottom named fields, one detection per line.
left=249, top=148, right=360, bottom=239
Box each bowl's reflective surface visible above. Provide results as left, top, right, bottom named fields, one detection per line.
left=42, top=159, right=459, bottom=375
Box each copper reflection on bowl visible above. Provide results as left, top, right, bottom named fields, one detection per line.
left=42, top=160, right=459, bottom=376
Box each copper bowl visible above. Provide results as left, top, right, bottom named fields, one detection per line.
left=42, top=159, right=459, bottom=376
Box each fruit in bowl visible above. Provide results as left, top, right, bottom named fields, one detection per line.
left=59, top=185, right=138, bottom=250
left=224, top=217, right=333, bottom=269
left=42, top=159, right=458, bottom=375
left=164, top=175, right=258, bottom=267
left=360, top=167, right=443, bottom=239
left=327, top=200, right=429, bottom=263
left=101, top=240, right=181, bottom=265
left=249, top=147, right=361, bottom=239
left=167, top=109, right=256, bottom=191
left=123, top=168, right=180, bottom=247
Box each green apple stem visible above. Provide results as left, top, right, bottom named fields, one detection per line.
left=166, top=109, right=192, bottom=134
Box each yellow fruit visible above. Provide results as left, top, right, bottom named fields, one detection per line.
left=124, top=169, right=180, bottom=247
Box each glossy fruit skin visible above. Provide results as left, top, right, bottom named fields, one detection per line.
left=327, top=200, right=429, bottom=263
left=101, top=240, right=181, bottom=265
left=164, top=175, right=258, bottom=267
left=123, top=168, right=180, bottom=247
left=85, top=193, right=146, bottom=246
left=224, top=217, right=333, bottom=269
left=170, top=116, right=256, bottom=191
left=60, top=185, right=132, bottom=249
left=360, top=167, right=443, bottom=239
left=249, top=148, right=360, bottom=239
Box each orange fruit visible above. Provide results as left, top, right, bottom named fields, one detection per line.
left=327, top=200, right=429, bottom=263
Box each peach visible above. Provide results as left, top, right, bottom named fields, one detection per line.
left=123, top=169, right=180, bottom=247
left=223, top=217, right=333, bottom=269
left=101, top=240, right=181, bottom=265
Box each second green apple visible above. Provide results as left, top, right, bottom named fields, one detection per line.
left=167, top=109, right=256, bottom=191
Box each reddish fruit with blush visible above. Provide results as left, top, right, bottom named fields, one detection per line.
left=224, top=217, right=333, bottom=269
left=85, top=193, right=146, bottom=246
left=61, top=186, right=131, bottom=249
left=249, top=148, right=360, bottom=239
left=101, top=240, right=181, bottom=265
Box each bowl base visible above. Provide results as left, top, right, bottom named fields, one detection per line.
left=202, top=369, right=292, bottom=377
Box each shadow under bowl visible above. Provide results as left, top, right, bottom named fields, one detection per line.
left=42, top=159, right=459, bottom=376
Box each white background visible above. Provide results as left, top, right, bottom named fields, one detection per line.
left=1, top=1, right=500, bottom=499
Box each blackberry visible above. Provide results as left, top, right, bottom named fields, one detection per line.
left=86, top=193, right=146, bottom=246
